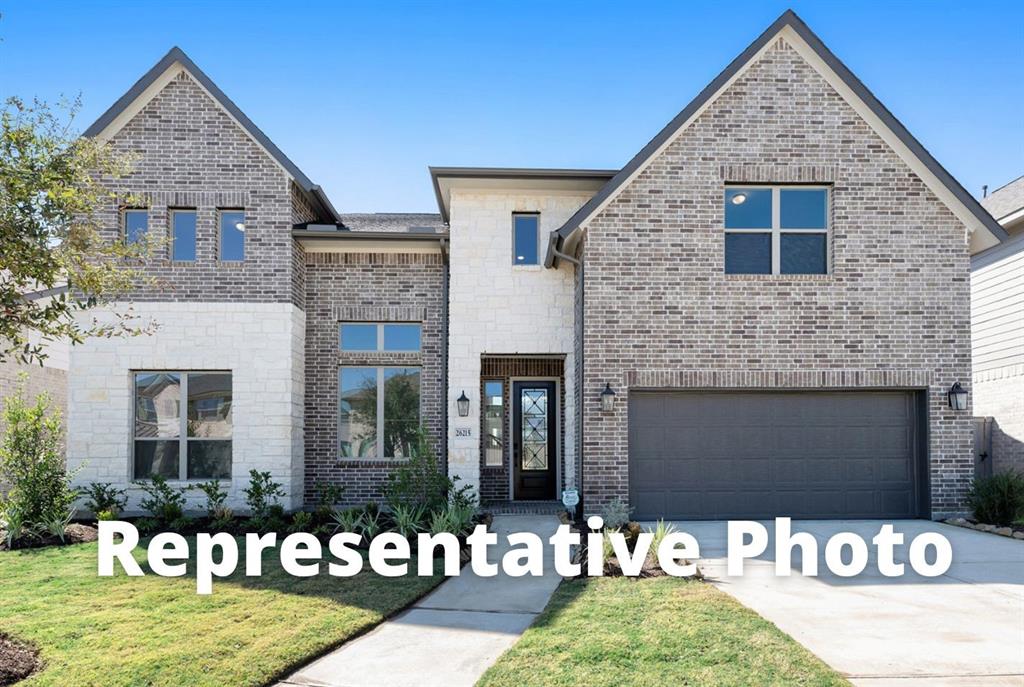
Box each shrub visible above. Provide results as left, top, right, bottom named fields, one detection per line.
left=646, top=519, right=678, bottom=555
left=313, top=481, right=345, bottom=522
left=0, top=384, right=78, bottom=540
left=600, top=497, right=633, bottom=530
left=358, top=508, right=383, bottom=540
left=134, top=475, right=187, bottom=526
left=968, top=472, right=1024, bottom=526
left=383, top=427, right=451, bottom=512
left=289, top=511, right=314, bottom=534
left=210, top=505, right=235, bottom=531
left=243, top=470, right=285, bottom=519
left=192, top=480, right=228, bottom=518
left=95, top=508, right=118, bottom=522
left=391, top=503, right=425, bottom=539
left=331, top=508, right=362, bottom=534
left=82, top=482, right=127, bottom=517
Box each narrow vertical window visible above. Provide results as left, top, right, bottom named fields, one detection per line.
left=483, top=380, right=504, bottom=466
left=124, top=209, right=149, bottom=244
left=513, top=213, right=539, bottom=265
left=171, top=210, right=197, bottom=261
left=219, top=210, right=245, bottom=261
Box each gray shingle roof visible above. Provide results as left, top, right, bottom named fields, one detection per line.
left=338, top=213, right=446, bottom=233
left=982, top=176, right=1024, bottom=222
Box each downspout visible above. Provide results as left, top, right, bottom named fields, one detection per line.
left=440, top=237, right=450, bottom=474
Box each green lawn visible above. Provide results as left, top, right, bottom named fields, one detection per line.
left=0, top=538, right=442, bottom=686
left=477, top=576, right=849, bottom=687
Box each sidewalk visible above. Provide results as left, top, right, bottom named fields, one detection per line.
left=276, top=514, right=563, bottom=687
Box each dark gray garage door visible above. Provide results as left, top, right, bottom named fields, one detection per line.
left=629, top=391, right=925, bottom=520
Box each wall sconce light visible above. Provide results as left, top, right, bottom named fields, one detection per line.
left=600, top=383, right=616, bottom=412
left=457, top=391, right=470, bottom=417
left=947, top=382, right=968, bottom=411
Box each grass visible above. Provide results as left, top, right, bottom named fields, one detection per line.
left=0, top=538, right=443, bottom=686
left=477, top=576, right=849, bottom=687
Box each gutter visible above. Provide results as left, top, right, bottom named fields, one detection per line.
left=545, top=232, right=578, bottom=268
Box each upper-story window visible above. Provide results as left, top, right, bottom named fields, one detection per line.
left=171, top=209, right=197, bottom=261
left=123, top=209, right=149, bottom=244
left=219, top=209, right=245, bottom=261
left=724, top=186, right=829, bottom=275
left=340, top=323, right=421, bottom=352
left=513, top=213, right=540, bottom=265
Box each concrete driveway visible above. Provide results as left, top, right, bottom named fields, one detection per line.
left=667, top=520, right=1024, bottom=686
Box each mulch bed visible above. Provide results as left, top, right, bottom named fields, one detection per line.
left=0, top=634, right=40, bottom=686
left=0, top=523, right=98, bottom=552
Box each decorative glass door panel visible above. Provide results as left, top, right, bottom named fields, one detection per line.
left=521, top=389, right=549, bottom=470
left=513, top=381, right=557, bottom=500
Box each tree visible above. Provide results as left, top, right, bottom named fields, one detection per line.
left=0, top=95, right=158, bottom=365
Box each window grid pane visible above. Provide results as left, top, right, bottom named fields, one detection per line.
left=125, top=210, right=149, bottom=244
left=220, top=210, right=245, bottom=261
left=340, top=324, right=378, bottom=351
left=724, top=186, right=829, bottom=275
left=172, top=210, right=197, bottom=261
left=339, top=367, right=378, bottom=458
left=382, top=324, right=421, bottom=352
left=483, top=380, right=503, bottom=467
left=513, top=214, right=539, bottom=265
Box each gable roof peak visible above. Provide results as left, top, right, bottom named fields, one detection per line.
left=83, top=45, right=340, bottom=223
left=546, top=8, right=1006, bottom=265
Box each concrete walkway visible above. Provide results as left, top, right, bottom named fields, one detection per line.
left=276, top=515, right=562, bottom=687
left=668, top=520, right=1024, bottom=687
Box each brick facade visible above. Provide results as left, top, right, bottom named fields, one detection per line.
left=302, top=252, right=446, bottom=506
left=579, top=38, right=974, bottom=517
left=99, top=70, right=301, bottom=304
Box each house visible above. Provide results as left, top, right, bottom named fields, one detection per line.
left=66, top=10, right=1009, bottom=521
left=973, top=177, right=1024, bottom=475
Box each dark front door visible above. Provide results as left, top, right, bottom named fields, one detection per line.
left=513, top=381, right=557, bottom=500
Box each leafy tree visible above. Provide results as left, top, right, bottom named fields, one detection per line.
left=0, top=96, right=158, bottom=365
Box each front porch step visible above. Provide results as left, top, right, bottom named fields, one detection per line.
left=483, top=500, right=566, bottom=516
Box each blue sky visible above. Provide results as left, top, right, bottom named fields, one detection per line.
left=2, top=1, right=1022, bottom=213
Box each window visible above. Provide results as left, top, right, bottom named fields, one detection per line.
left=219, top=210, right=245, bottom=261
left=513, top=213, right=539, bottom=265
left=339, top=367, right=421, bottom=459
left=171, top=210, right=197, bottom=261
left=483, top=380, right=504, bottom=466
left=724, top=186, right=829, bottom=275
left=124, top=209, right=149, bottom=244
left=340, top=323, right=421, bottom=352
left=133, top=372, right=232, bottom=480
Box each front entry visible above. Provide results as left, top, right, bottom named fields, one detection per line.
left=512, top=381, right=557, bottom=500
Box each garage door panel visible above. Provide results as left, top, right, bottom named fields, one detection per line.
left=629, top=391, right=922, bottom=520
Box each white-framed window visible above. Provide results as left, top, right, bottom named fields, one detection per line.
left=219, top=209, right=245, bottom=261
left=133, top=371, right=232, bottom=480
left=724, top=186, right=830, bottom=275
left=339, top=367, right=421, bottom=459
left=482, top=380, right=504, bottom=466
left=339, top=323, right=421, bottom=352
left=513, top=213, right=540, bottom=265
left=123, top=208, right=149, bottom=244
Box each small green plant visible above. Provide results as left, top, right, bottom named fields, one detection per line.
left=602, top=527, right=617, bottom=562
left=41, top=508, right=75, bottom=542
left=243, top=470, right=286, bottom=519
left=600, top=497, right=633, bottom=530
left=2, top=506, right=27, bottom=549
left=428, top=508, right=455, bottom=536
left=358, top=509, right=383, bottom=540
left=210, top=505, right=235, bottom=531
left=82, top=482, right=127, bottom=517
left=0, top=382, right=79, bottom=544
left=288, top=511, right=314, bottom=534
left=391, top=503, right=426, bottom=539
left=95, top=508, right=118, bottom=522
left=192, top=480, right=227, bottom=518
left=134, top=475, right=187, bottom=526
left=968, top=471, right=1024, bottom=526
left=134, top=517, right=160, bottom=535
left=646, top=519, right=678, bottom=557
left=313, top=481, right=346, bottom=521
left=331, top=507, right=362, bottom=534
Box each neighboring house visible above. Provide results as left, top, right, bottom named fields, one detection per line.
left=66, top=10, right=1009, bottom=520
left=974, top=177, right=1024, bottom=475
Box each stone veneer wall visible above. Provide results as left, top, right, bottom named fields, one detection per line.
left=447, top=190, right=582, bottom=499
left=303, top=252, right=446, bottom=506
left=66, top=302, right=305, bottom=512
left=580, top=38, right=973, bottom=518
